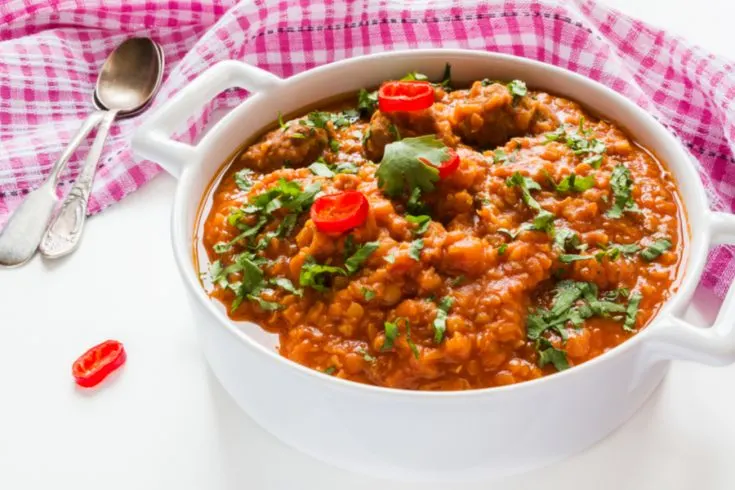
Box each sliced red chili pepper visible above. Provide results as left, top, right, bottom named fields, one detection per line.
left=378, top=81, right=435, bottom=113
left=72, top=340, right=126, bottom=388
left=311, top=191, right=369, bottom=233
left=420, top=148, right=460, bottom=179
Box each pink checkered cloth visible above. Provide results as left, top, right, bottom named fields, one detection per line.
left=1, top=0, right=734, bottom=295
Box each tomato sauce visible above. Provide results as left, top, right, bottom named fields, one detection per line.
left=196, top=77, right=685, bottom=390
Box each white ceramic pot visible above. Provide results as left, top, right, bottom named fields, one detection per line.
left=131, top=50, right=735, bottom=482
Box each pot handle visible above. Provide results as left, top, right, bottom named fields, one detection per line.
left=644, top=211, right=735, bottom=366
left=131, top=60, right=283, bottom=178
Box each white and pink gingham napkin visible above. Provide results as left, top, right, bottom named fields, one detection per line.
left=1, top=0, right=734, bottom=295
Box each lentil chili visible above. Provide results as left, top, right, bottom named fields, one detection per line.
left=197, top=68, right=685, bottom=391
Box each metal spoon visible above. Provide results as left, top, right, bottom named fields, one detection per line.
left=39, top=38, right=163, bottom=260
left=0, top=38, right=163, bottom=267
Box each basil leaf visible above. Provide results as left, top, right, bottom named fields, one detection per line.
left=432, top=296, right=454, bottom=343
left=344, top=241, right=379, bottom=275
left=641, top=238, right=672, bottom=262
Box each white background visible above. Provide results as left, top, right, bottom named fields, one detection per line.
left=2, top=1, right=734, bottom=488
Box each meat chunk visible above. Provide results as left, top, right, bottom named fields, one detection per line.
left=362, top=107, right=452, bottom=162
left=238, top=123, right=328, bottom=171
left=450, top=81, right=556, bottom=148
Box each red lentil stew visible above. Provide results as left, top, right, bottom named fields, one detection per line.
left=197, top=66, right=685, bottom=391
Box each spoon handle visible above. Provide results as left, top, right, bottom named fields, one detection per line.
left=0, top=112, right=105, bottom=267
left=39, top=109, right=118, bottom=259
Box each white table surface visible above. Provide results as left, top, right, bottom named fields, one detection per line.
left=2, top=1, right=734, bottom=489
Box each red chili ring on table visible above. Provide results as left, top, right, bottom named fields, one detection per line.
left=421, top=148, right=460, bottom=179
left=72, top=340, right=127, bottom=388
left=311, top=191, right=370, bottom=233
left=378, top=81, right=435, bottom=113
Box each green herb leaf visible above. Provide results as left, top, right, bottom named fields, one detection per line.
left=506, top=172, right=555, bottom=234
left=449, top=275, right=464, bottom=286
left=401, top=71, right=429, bottom=81
left=406, top=187, right=429, bottom=215
left=555, top=173, right=595, bottom=193
left=308, top=162, right=335, bottom=177
left=376, top=135, right=446, bottom=196
left=248, top=294, right=283, bottom=311
left=359, top=348, right=377, bottom=363
left=277, top=111, right=287, bottom=130
left=641, top=238, right=672, bottom=262
left=440, top=62, right=452, bottom=89
left=432, top=296, right=454, bottom=343
left=606, top=164, right=638, bottom=218
left=404, top=318, right=420, bottom=360
left=623, top=292, right=642, bottom=332
left=493, top=149, right=508, bottom=164
left=385, top=253, right=396, bottom=264
left=323, top=366, right=336, bottom=375
left=357, top=89, right=378, bottom=116
left=559, top=253, right=593, bottom=263
left=299, top=257, right=347, bottom=292
left=498, top=243, right=508, bottom=255
left=334, top=162, right=359, bottom=174
left=554, top=228, right=587, bottom=252
left=408, top=239, right=424, bottom=261
left=507, top=79, right=528, bottom=100
left=537, top=339, right=570, bottom=371
left=344, top=241, right=379, bottom=275
left=382, top=321, right=399, bottom=351
left=270, top=277, right=303, bottom=297
left=406, top=214, right=431, bottom=236
left=361, top=287, right=376, bottom=301
left=234, top=168, right=255, bottom=192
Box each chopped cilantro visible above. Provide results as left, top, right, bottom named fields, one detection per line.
left=376, top=135, right=447, bottom=196
left=385, top=252, right=396, bottom=264
left=290, top=132, right=306, bottom=140
left=555, top=173, right=595, bottom=193
left=433, top=296, right=454, bottom=344
left=537, top=338, right=570, bottom=371
left=401, top=71, right=429, bottom=81
left=277, top=111, right=287, bottom=131
left=543, top=125, right=606, bottom=168
left=247, top=294, right=283, bottom=311
left=329, top=139, right=340, bottom=153
left=308, top=162, right=334, bottom=177
left=323, top=366, right=336, bottom=375
left=357, top=88, right=378, bottom=116
left=507, top=79, right=528, bottom=100
left=498, top=243, right=508, bottom=255
left=506, top=172, right=557, bottom=234
left=334, top=162, right=359, bottom=174
left=623, top=292, right=642, bottom=332
left=344, top=241, right=379, bottom=275
left=406, top=187, right=429, bottom=215
left=405, top=319, right=420, bottom=360
left=493, top=148, right=508, bottom=164
left=382, top=321, right=399, bottom=351
left=299, top=257, right=347, bottom=292
left=270, top=277, right=303, bottom=297
left=440, top=62, right=452, bottom=89
left=359, top=348, right=377, bottom=363
left=606, top=164, right=638, bottom=218
left=641, top=238, right=672, bottom=262
left=449, top=275, right=464, bottom=286
left=234, top=168, right=255, bottom=192
left=406, top=214, right=431, bottom=235
left=408, top=239, right=424, bottom=261
left=554, top=228, right=587, bottom=252
left=388, top=123, right=401, bottom=141
left=361, top=287, right=376, bottom=301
